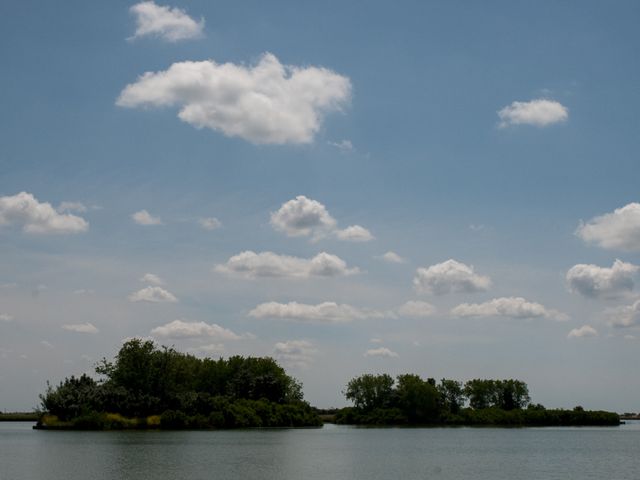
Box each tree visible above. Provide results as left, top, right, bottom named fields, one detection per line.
left=438, top=379, right=465, bottom=414
left=464, top=379, right=498, bottom=409
left=344, top=374, right=395, bottom=411
left=495, top=380, right=530, bottom=410
left=395, top=374, right=439, bottom=423
left=39, top=374, right=99, bottom=420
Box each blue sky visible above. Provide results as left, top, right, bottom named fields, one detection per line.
left=1, top=0, right=639, bottom=411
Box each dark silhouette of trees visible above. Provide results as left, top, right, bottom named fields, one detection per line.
left=38, top=339, right=319, bottom=429
left=337, top=373, right=617, bottom=426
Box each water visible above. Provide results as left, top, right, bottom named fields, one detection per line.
left=1, top=421, right=639, bottom=479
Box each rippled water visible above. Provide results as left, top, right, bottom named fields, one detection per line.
left=1, top=421, right=639, bottom=479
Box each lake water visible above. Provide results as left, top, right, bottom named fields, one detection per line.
left=1, top=421, right=639, bottom=479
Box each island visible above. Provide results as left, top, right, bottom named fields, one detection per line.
left=334, top=373, right=620, bottom=426
left=36, top=339, right=321, bottom=429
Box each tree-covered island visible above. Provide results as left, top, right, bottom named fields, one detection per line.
left=335, top=373, right=620, bottom=426
left=37, top=339, right=321, bottom=429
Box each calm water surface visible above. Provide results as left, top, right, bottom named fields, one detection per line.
left=1, top=421, right=639, bottom=479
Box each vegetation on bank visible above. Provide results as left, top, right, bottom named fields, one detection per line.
left=0, top=412, right=40, bottom=422
left=37, top=339, right=321, bottom=430
left=335, top=373, right=620, bottom=426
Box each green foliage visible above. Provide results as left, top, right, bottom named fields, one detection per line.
left=395, top=374, right=439, bottom=423
left=38, top=339, right=319, bottom=429
left=338, top=372, right=618, bottom=427
left=344, top=374, right=395, bottom=410
left=438, top=379, right=464, bottom=414
left=463, top=379, right=530, bottom=410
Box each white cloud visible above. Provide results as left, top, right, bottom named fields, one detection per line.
left=397, top=300, right=437, bottom=318
left=273, top=340, right=317, bottom=368
left=497, top=98, right=568, bottom=128
left=451, top=297, right=569, bottom=321
left=607, top=300, right=640, bottom=328
left=270, top=195, right=372, bottom=242
left=567, top=325, right=598, bottom=339
left=576, top=203, right=640, bottom=252
left=370, top=338, right=383, bottom=344
left=151, top=319, right=241, bottom=340
left=140, top=273, right=165, bottom=286
left=248, top=301, right=387, bottom=324
left=328, top=139, right=354, bottom=152
left=0, top=313, right=13, bottom=322
left=129, top=1, right=204, bottom=42
left=117, top=53, right=351, bottom=145
left=199, top=217, right=221, bottom=231
left=0, top=192, right=88, bottom=234
left=40, top=340, right=54, bottom=349
left=62, top=323, right=99, bottom=334
left=414, top=259, right=491, bottom=295
left=270, top=196, right=337, bottom=238
left=215, top=251, right=358, bottom=279
left=566, top=260, right=638, bottom=298
left=335, top=225, right=374, bottom=242
left=378, top=251, right=406, bottom=264
left=128, top=286, right=178, bottom=303
left=132, top=209, right=163, bottom=226
left=57, top=201, right=88, bottom=213
left=364, top=347, right=398, bottom=358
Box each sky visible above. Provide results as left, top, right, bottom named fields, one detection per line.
left=1, top=0, right=639, bottom=412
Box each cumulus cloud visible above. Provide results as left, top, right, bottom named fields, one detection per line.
left=131, top=209, right=163, bottom=226
left=128, top=286, right=178, bottom=303
left=451, top=297, right=569, bottom=321
left=62, top=323, right=99, bottom=334
left=335, top=225, right=374, bottom=242
left=397, top=301, right=437, bottom=318
left=270, top=195, right=373, bottom=242
left=414, top=259, right=491, bottom=295
left=566, top=260, right=638, bottom=298
left=576, top=203, right=640, bottom=252
left=607, top=300, right=640, bottom=328
left=567, top=325, right=598, bottom=339
left=249, top=301, right=387, bottom=324
left=497, top=98, right=568, bottom=128
left=364, top=347, right=398, bottom=358
left=215, top=251, right=358, bottom=279
left=273, top=340, right=317, bottom=368
left=378, top=251, right=406, bottom=264
left=270, top=196, right=337, bottom=238
left=140, top=273, right=165, bottom=285
left=0, top=192, right=88, bottom=234
left=117, top=53, right=351, bottom=145
left=151, top=319, right=242, bottom=340
left=199, top=217, right=221, bottom=231
left=129, top=1, right=204, bottom=42
left=0, top=313, right=13, bottom=322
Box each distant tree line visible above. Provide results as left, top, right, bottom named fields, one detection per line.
left=38, top=339, right=320, bottom=429
left=336, top=373, right=619, bottom=426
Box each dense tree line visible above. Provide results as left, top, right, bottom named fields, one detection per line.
left=337, top=373, right=619, bottom=426
left=38, top=339, right=320, bottom=429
